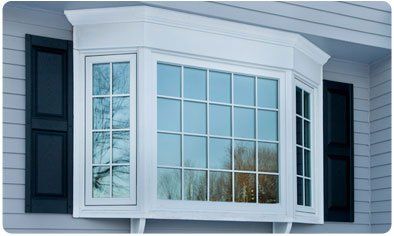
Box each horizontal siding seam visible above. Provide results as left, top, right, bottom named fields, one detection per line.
left=3, top=19, right=72, bottom=32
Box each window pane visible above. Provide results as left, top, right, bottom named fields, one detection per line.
left=258, top=142, right=278, bottom=172
left=297, top=177, right=303, bottom=205
left=258, top=174, right=279, bottom=203
left=210, top=171, right=232, bottom=202
left=112, top=166, right=130, bottom=198
left=234, top=74, right=255, bottom=106
left=209, top=71, right=231, bottom=103
left=296, top=87, right=302, bottom=115
left=157, top=63, right=181, bottom=97
left=184, top=170, right=207, bottom=201
left=304, top=150, right=311, bottom=177
left=184, top=101, right=206, bottom=134
left=234, top=140, right=255, bottom=171
left=112, top=97, right=129, bottom=129
left=234, top=107, right=255, bottom=138
left=296, top=147, right=303, bottom=176
left=184, top=135, right=207, bottom=168
left=93, top=166, right=110, bottom=198
left=210, top=104, right=231, bottom=136
left=112, top=131, right=130, bottom=163
left=258, top=78, right=277, bottom=108
left=235, top=173, right=256, bottom=203
left=296, top=117, right=303, bottom=145
left=93, top=97, right=110, bottom=129
left=184, top=67, right=206, bottom=100
left=209, top=138, right=232, bottom=170
left=304, top=91, right=310, bottom=119
left=157, top=133, right=181, bottom=166
left=112, top=62, right=130, bottom=94
left=93, top=63, right=110, bottom=95
left=157, top=168, right=181, bottom=200
left=305, top=179, right=311, bottom=206
left=93, top=132, right=110, bottom=164
left=304, top=120, right=310, bottom=148
left=258, top=110, right=278, bottom=141
left=157, top=98, right=181, bottom=132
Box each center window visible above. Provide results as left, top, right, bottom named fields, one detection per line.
left=156, top=63, right=279, bottom=204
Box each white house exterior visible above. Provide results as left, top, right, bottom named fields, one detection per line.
left=2, top=1, right=391, bottom=233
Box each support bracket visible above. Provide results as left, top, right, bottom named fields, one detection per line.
left=272, top=222, right=292, bottom=233
left=130, top=218, right=146, bottom=234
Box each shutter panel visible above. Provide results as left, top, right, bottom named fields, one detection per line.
left=25, top=35, right=73, bottom=213
left=323, top=80, right=354, bottom=222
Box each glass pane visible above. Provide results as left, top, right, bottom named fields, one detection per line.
left=184, top=170, right=207, bottom=201
left=93, top=97, right=110, bottom=129
left=93, top=132, right=110, bottom=164
left=296, top=147, right=303, bottom=176
left=157, top=133, right=181, bottom=166
left=184, top=67, right=206, bottom=100
left=234, top=140, right=256, bottom=171
left=296, top=87, right=302, bottom=115
left=112, top=62, right=130, bottom=94
left=234, top=107, right=255, bottom=139
left=258, top=142, right=278, bottom=172
left=258, top=78, right=278, bottom=108
left=112, top=131, right=130, bottom=163
left=258, top=174, right=279, bottom=203
left=209, top=138, right=231, bottom=170
left=184, top=135, right=207, bottom=168
left=296, top=117, right=303, bottom=145
left=157, top=168, right=181, bottom=200
left=234, top=74, right=255, bottom=106
left=93, top=63, right=110, bottom=95
left=157, top=63, right=181, bottom=97
left=258, top=110, right=278, bottom=141
left=184, top=101, right=206, bottom=134
left=157, top=98, right=181, bottom=132
left=235, top=173, right=256, bottom=203
left=305, top=179, right=311, bottom=206
left=304, top=120, right=310, bottom=148
left=92, top=166, right=110, bottom=198
left=209, top=71, right=231, bottom=103
left=297, top=177, right=303, bottom=205
left=112, top=97, right=129, bottom=129
left=304, top=91, right=310, bottom=119
left=112, top=166, right=130, bottom=198
left=210, top=171, right=232, bottom=202
left=304, top=150, right=311, bottom=177
left=210, top=104, right=231, bottom=136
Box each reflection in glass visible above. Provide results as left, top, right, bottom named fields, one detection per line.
left=112, top=131, right=130, bottom=163
left=112, top=166, right=130, bottom=198
left=93, top=63, right=110, bottom=95
left=157, top=133, right=181, bottom=166
left=296, top=87, right=302, bottom=115
left=210, top=104, right=231, bottom=136
left=258, top=174, right=279, bottom=203
left=184, top=101, right=206, bottom=134
left=184, top=135, right=207, bottom=168
left=234, top=140, right=255, bottom=171
left=258, top=78, right=278, bottom=108
left=304, top=150, right=311, bottom=177
left=157, top=63, right=181, bottom=97
left=235, top=173, right=256, bottom=203
left=258, top=142, right=278, bottom=172
left=209, top=71, right=231, bottom=103
left=296, top=147, right=303, bottom=176
left=112, top=97, right=129, bottom=129
left=304, top=120, right=310, bottom=148
left=210, top=171, right=232, bottom=202
left=184, top=67, right=206, bottom=100
left=112, top=62, right=130, bottom=94
left=157, top=98, right=181, bottom=132
left=305, top=179, right=311, bottom=206
left=209, top=138, right=231, bottom=170
left=93, top=132, right=110, bottom=164
left=93, top=97, right=110, bottom=129
left=234, top=74, right=255, bottom=106
left=93, top=166, right=110, bottom=198
left=296, top=117, right=303, bottom=145
left=234, top=107, right=255, bottom=139
left=297, top=177, right=303, bottom=205
left=184, top=170, right=207, bottom=201
left=157, top=168, right=181, bottom=200
left=304, top=91, right=310, bottom=119
left=258, top=110, right=278, bottom=141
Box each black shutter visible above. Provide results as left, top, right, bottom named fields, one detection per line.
left=323, top=80, right=354, bottom=222
left=25, top=35, right=73, bottom=213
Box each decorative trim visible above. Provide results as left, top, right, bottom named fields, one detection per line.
left=130, top=218, right=146, bottom=234
left=272, top=222, right=292, bottom=233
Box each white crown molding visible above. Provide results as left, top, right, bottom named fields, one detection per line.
left=64, top=6, right=330, bottom=65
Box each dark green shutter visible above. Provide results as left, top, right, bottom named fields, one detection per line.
left=323, top=80, right=354, bottom=222
left=25, top=35, right=73, bottom=213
